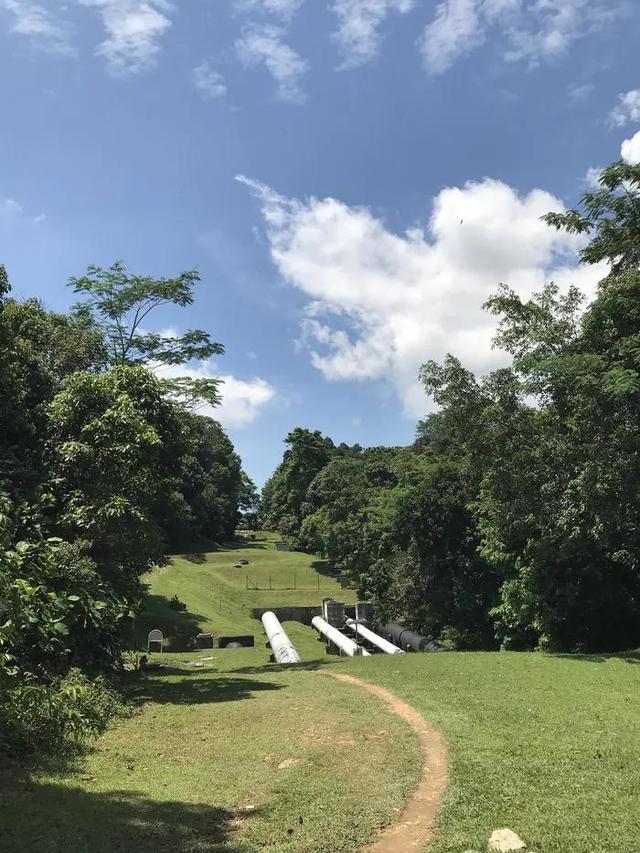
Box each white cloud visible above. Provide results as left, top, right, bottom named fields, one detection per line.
left=331, top=0, right=415, bottom=68
left=154, top=356, right=276, bottom=428
left=237, top=0, right=305, bottom=20
left=568, top=82, right=593, bottom=101
left=193, top=61, right=227, bottom=99
left=610, top=89, right=640, bottom=127
left=584, top=166, right=602, bottom=189
left=2, top=198, right=23, bottom=215
left=239, top=174, right=606, bottom=417
left=79, top=0, right=172, bottom=74
left=420, top=0, right=623, bottom=74
left=1, top=195, right=46, bottom=224
left=236, top=24, right=308, bottom=102
left=420, top=0, right=482, bottom=74
left=621, top=131, right=640, bottom=165
left=1, top=0, right=73, bottom=53
left=213, top=372, right=276, bottom=427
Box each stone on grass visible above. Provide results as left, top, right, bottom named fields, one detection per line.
left=488, top=828, right=526, bottom=852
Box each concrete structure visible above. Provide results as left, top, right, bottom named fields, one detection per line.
left=355, top=601, right=374, bottom=623
left=251, top=604, right=356, bottom=625
left=275, top=542, right=291, bottom=552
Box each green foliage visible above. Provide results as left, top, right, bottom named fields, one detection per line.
left=0, top=261, right=248, bottom=758
left=543, top=161, right=640, bottom=274
left=0, top=668, right=120, bottom=757
left=0, top=289, right=105, bottom=497
left=46, top=365, right=186, bottom=596
left=159, top=414, right=244, bottom=549
left=261, top=428, right=335, bottom=539
left=69, top=261, right=224, bottom=405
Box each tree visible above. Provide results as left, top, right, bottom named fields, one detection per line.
left=0, top=273, right=105, bottom=499
left=261, top=428, right=335, bottom=540
left=69, top=261, right=224, bottom=406
left=543, top=161, right=640, bottom=274
left=46, top=365, right=186, bottom=598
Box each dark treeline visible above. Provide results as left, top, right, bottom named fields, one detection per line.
left=0, top=262, right=256, bottom=756
left=261, top=160, right=640, bottom=655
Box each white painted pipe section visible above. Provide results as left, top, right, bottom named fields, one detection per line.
left=261, top=611, right=301, bottom=664
left=345, top=619, right=405, bottom=655
left=311, top=615, right=371, bottom=657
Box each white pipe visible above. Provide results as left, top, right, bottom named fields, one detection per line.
left=345, top=619, right=405, bottom=655
left=261, top=612, right=301, bottom=664
left=312, top=615, right=371, bottom=657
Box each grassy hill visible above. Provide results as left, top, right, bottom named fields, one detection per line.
left=136, top=531, right=356, bottom=658
left=3, top=534, right=640, bottom=853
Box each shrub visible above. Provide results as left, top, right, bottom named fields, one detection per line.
left=0, top=668, right=121, bottom=758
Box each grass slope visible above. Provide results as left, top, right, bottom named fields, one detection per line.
left=3, top=534, right=640, bottom=852
left=136, top=531, right=355, bottom=653
left=2, top=657, right=418, bottom=853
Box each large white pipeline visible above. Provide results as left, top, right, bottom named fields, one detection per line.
left=261, top=611, right=301, bottom=664
left=345, top=618, right=404, bottom=655
left=311, top=615, right=371, bottom=657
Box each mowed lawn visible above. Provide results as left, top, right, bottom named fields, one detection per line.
left=2, top=535, right=640, bottom=852
left=135, top=531, right=356, bottom=652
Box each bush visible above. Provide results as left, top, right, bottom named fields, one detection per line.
left=0, top=668, right=121, bottom=758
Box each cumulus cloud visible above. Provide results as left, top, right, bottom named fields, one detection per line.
left=236, top=23, right=308, bottom=102
left=621, top=130, right=640, bottom=165
left=79, top=0, right=172, bottom=74
left=610, top=89, right=640, bottom=127
left=331, top=0, right=415, bottom=68
left=1, top=0, right=73, bottom=53
left=155, top=357, right=276, bottom=428
left=193, top=61, right=227, bottom=99
left=238, top=174, right=606, bottom=417
left=584, top=165, right=602, bottom=189
left=420, top=0, right=623, bottom=74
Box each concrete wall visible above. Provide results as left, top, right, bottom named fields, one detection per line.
left=251, top=604, right=356, bottom=626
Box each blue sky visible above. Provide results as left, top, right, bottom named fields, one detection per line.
left=2, top=0, right=640, bottom=486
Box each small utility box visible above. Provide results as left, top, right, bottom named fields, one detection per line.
left=239, top=559, right=250, bottom=565
left=195, top=633, right=214, bottom=649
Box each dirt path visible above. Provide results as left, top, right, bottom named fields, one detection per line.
left=322, top=671, right=448, bottom=853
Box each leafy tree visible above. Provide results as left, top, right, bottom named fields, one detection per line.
left=69, top=261, right=224, bottom=405
left=543, top=161, right=640, bottom=274
left=261, top=428, right=335, bottom=540
left=0, top=274, right=105, bottom=497
left=46, top=365, right=186, bottom=597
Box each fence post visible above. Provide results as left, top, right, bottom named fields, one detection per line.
left=317, top=574, right=320, bottom=591
left=269, top=574, right=272, bottom=590
left=246, top=575, right=248, bottom=590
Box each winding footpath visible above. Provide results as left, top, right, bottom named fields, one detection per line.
left=322, top=671, right=449, bottom=853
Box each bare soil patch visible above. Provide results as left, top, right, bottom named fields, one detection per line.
left=322, top=671, right=448, bottom=853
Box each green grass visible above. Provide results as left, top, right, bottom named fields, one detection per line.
left=0, top=653, right=419, bottom=853
left=136, top=531, right=355, bottom=652
left=338, top=650, right=640, bottom=853
left=3, top=534, right=640, bottom=852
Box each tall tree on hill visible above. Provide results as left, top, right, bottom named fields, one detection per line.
left=261, top=428, right=335, bottom=541
left=69, top=261, right=224, bottom=406
left=0, top=269, right=106, bottom=499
